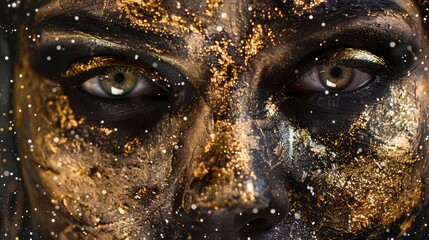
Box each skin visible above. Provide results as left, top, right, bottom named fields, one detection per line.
left=5, top=0, right=429, bottom=239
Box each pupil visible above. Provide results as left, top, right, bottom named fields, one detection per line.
left=330, top=67, right=343, bottom=78
left=114, top=73, right=125, bottom=83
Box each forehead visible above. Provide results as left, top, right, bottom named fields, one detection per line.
left=35, top=0, right=417, bottom=29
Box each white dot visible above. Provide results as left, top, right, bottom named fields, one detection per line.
left=270, top=209, right=276, bottom=214
left=47, top=56, right=51, bottom=61
left=4, top=56, right=9, bottom=60
left=51, top=219, right=55, bottom=223
left=221, top=12, right=228, bottom=18
left=101, top=190, right=107, bottom=195
left=252, top=208, right=258, bottom=214
left=324, top=90, right=329, bottom=95
left=294, top=212, right=301, bottom=220
left=309, top=15, right=313, bottom=19
left=152, top=62, right=158, bottom=68
left=56, top=45, right=62, bottom=50
left=53, top=137, right=59, bottom=143
left=191, top=204, right=197, bottom=210
left=321, top=22, right=326, bottom=27
left=183, top=116, right=188, bottom=121
left=74, top=16, right=79, bottom=21
left=390, top=42, right=396, bottom=48
left=216, top=26, right=223, bottom=32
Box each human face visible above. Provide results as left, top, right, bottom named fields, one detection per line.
left=12, top=0, right=429, bottom=239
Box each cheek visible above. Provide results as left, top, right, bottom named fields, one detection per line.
left=287, top=79, right=425, bottom=235
left=13, top=62, right=180, bottom=234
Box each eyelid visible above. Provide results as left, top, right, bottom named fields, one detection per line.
left=326, top=49, right=387, bottom=67
left=61, top=56, right=161, bottom=81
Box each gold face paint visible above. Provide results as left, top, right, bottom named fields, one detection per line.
left=8, top=0, right=429, bottom=239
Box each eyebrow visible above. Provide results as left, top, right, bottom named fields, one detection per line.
left=33, top=10, right=186, bottom=54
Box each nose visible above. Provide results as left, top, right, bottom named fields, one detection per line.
left=175, top=183, right=288, bottom=236
left=173, top=139, right=290, bottom=237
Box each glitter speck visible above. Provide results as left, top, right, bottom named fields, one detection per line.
left=294, top=212, right=301, bottom=220
left=390, top=42, right=396, bottom=48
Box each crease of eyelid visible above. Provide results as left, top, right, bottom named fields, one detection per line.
left=327, top=48, right=387, bottom=66
left=61, top=57, right=165, bottom=88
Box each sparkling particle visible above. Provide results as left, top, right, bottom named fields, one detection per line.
left=47, top=56, right=51, bottom=61
left=74, top=16, right=79, bottom=21
left=101, top=189, right=107, bottom=195
left=118, top=207, right=126, bottom=214
left=152, top=62, right=158, bottom=68
left=216, top=26, right=223, bottom=32
left=270, top=209, right=276, bottom=214
left=56, top=45, right=61, bottom=50
left=221, top=12, right=228, bottom=18
left=252, top=208, right=258, bottom=214
left=191, top=204, right=197, bottom=210
left=321, top=22, right=326, bottom=27
left=309, top=15, right=313, bottom=19
left=294, top=212, right=301, bottom=220
left=390, top=42, right=396, bottom=48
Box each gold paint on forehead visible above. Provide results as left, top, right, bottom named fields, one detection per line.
left=288, top=0, right=328, bottom=15
left=205, top=0, right=223, bottom=16
left=115, top=0, right=202, bottom=34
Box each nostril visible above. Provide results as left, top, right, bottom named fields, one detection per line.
left=246, top=218, right=277, bottom=231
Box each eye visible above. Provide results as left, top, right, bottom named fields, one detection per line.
left=60, top=57, right=170, bottom=99
left=81, top=69, right=169, bottom=99
left=286, top=49, right=388, bottom=93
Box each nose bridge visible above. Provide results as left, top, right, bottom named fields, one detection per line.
left=194, top=39, right=258, bottom=210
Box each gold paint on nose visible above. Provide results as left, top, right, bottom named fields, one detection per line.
left=191, top=120, right=256, bottom=211
left=188, top=38, right=261, bottom=211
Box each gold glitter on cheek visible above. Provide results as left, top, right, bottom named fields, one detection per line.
left=305, top=81, right=424, bottom=235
